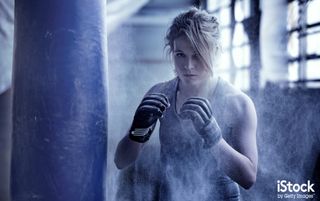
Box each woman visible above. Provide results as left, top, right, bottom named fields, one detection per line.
left=114, top=7, right=258, bottom=201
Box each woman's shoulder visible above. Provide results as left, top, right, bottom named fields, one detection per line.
left=146, top=77, right=178, bottom=95
left=217, top=77, right=251, bottom=102
left=218, top=77, right=256, bottom=126
left=217, top=77, right=242, bottom=96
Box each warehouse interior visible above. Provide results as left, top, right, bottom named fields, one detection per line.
left=0, top=0, right=319, bottom=200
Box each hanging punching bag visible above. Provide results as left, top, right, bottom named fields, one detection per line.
left=11, top=1, right=108, bottom=201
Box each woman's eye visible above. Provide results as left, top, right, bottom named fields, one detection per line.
left=193, top=54, right=200, bottom=60
left=175, top=53, right=185, bottom=57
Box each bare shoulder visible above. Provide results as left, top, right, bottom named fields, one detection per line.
left=225, top=91, right=255, bottom=114
left=223, top=90, right=257, bottom=128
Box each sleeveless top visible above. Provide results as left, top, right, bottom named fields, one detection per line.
left=147, top=77, right=240, bottom=201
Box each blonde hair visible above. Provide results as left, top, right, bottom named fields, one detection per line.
left=165, top=7, right=221, bottom=74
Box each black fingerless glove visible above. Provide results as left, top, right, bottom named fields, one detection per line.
left=129, top=93, right=170, bottom=143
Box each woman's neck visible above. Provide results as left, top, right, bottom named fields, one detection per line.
left=178, top=75, right=217, bottom=98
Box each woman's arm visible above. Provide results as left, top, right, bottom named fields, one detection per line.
left=114, top=133, right=144, bottom=169
left=211, top=93, right=258, bottom=189
left=114, top=93, right=170, bottom=169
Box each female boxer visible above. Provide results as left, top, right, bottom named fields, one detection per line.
left=115, top=7, right=258, bottom=201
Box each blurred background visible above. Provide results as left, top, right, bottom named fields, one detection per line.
left=1, top=0, right=319, bottom=200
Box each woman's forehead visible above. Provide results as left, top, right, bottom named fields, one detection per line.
left=173, top=35, right=195, bottom=53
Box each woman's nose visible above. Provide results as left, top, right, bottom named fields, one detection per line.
left=184, top=58, right=195, bottom=70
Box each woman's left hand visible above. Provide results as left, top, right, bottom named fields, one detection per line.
left=180, top=97, right=222, bottom=148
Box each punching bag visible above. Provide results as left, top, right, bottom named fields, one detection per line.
left=11, top=1, right=108, bottom=201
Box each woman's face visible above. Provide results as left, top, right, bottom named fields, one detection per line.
left=173, top=34, right=211, bottom=85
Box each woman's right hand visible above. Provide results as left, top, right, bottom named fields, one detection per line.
left=129, top=93, right=170, bottom=143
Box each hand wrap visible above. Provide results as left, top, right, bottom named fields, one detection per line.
left=180, top=97, right=222, bottom=148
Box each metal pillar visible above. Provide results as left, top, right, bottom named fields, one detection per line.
left=243, top=0, right=261, bottom=97
left=11, top=1, right=108, bottom=201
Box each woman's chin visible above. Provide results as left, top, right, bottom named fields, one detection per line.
left=180, top=76, right=203, bottom=85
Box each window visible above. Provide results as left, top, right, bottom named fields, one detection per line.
left=206, top=0, right=252, bottom=90
left=287, top=0, right=320, bottom=87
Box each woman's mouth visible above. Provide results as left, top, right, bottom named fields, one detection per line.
left=183, top=74, right=197, bottom=77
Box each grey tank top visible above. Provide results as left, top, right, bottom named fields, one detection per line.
left=147, top=77, right=240, bottom=201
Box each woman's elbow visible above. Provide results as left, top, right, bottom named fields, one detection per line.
left=114, top=156, right=129, bottom=170
left=114, top=159, right=123, bottom=170
left=241, top=171, right=257, bottom=190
